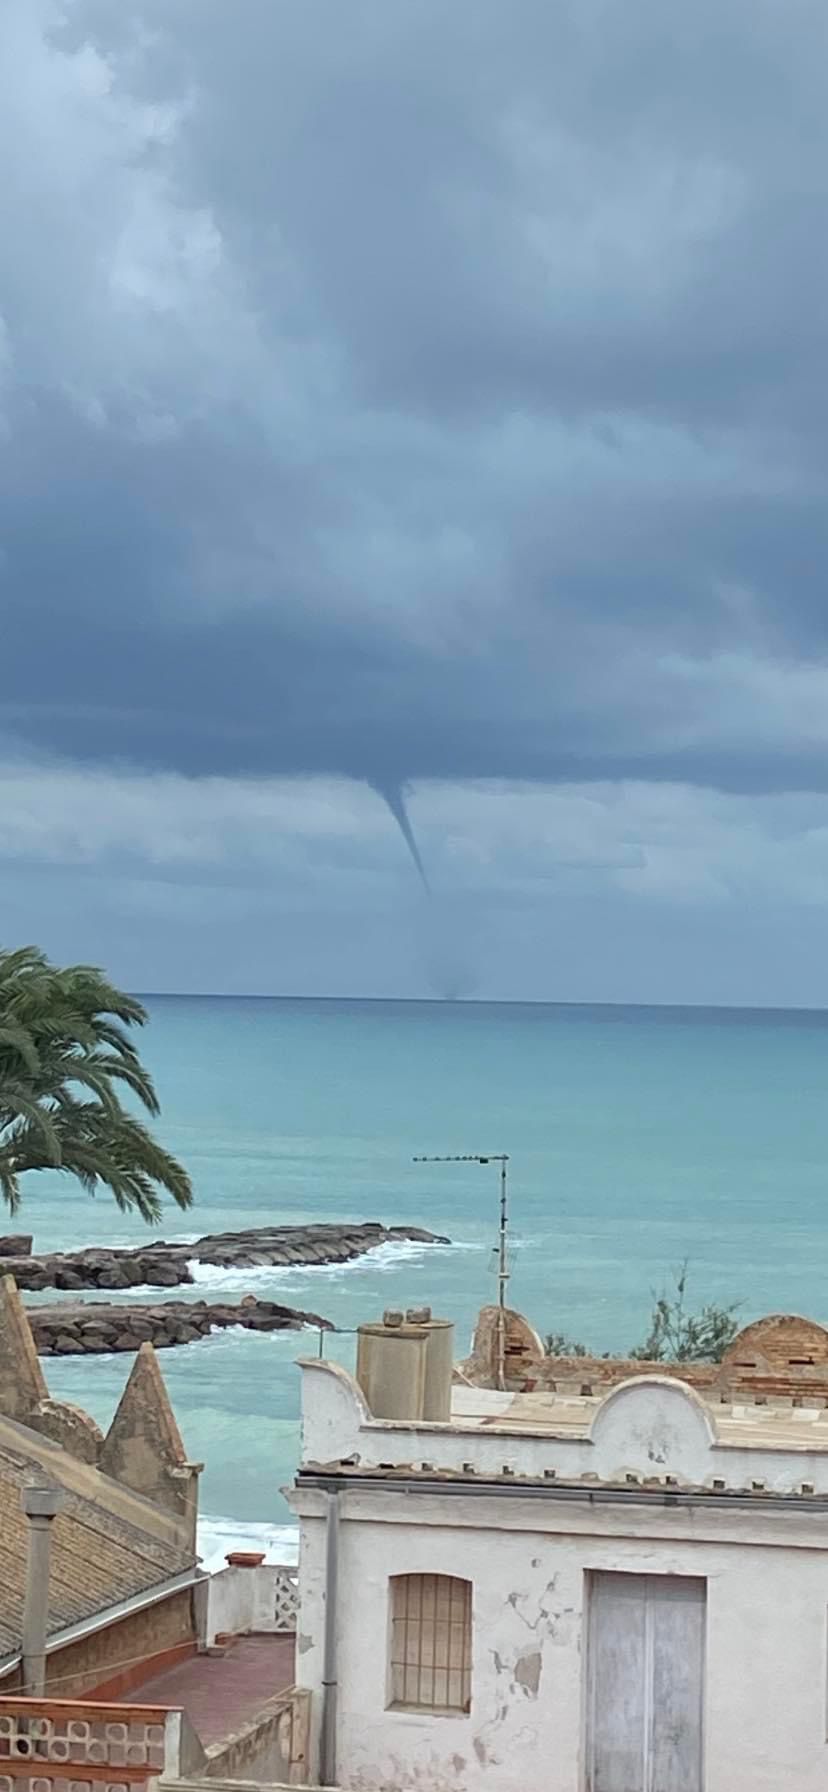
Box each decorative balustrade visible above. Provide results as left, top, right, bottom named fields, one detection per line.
left=272, top=1565, right=299, bottom=1635
left=0, top=1700, right=179, bottom=1792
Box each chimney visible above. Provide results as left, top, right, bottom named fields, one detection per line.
left=356, top=1310, right=428, bottom=1420
left=405, top=1307, right=455, bottom=1421
left=21, top=1484, right=63, bottom=1696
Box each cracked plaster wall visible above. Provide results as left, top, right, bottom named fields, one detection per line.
left=291, top=1491, right=828, bottom=1792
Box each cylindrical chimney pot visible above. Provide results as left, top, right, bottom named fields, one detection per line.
left=406, top=1310, right=455, bottom=1422
left=356, top=1317, right=427, bottom=1420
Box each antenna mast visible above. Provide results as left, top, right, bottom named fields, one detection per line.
left=413, top=1152, right=510, bottom=1390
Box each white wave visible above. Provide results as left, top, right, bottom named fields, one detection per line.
left=30, top=1282, right=198, bottom=1303
left=197, top=1515, right=298, bottom=1576
left=28, top=1236, right=480, bottom=1304
left=205, top=1323, right=311, bottom=1347
left=186, top=1236, right=468, bottom=1291
left=57, top=1233, right=203, bottom=1253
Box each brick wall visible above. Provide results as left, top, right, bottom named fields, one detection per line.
left=0, top=1591, right=195, bottom=1702
left=57, top=1589, right=195, bottom=1701
left=468, top=1304, right=828, bottom=1405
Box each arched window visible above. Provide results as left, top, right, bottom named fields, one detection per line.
left=388, top=1573, right=472, bottom=1713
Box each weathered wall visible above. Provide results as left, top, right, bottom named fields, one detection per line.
left=0, top=1587, right=198, bottom=1700
left=203, top=1687, right=310, bottom=1784
left=463, top=1303, right=828, bottom=1402
left=299, top=1358, right=828, bottom=1496
left=0, top=1275, right=50, bottom=1419
left=99, top=1344, right=200, bottom=1544
left=199, top=1563, right=298, bottom=1647
left=294, top=1486, right=828, bottom=1792
left=0, top=1695, right=204, bottom=1785
left=72, top=1587, right=196, bottom=1698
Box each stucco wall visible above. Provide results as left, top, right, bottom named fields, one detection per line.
left=203, top=1687, right=310, bottom=1784
left=299, top=1359, right=828, bottom=1495
left=294, top=1487, right=828, bottom=1792
left=200, top=1563, right=296, bottom=1646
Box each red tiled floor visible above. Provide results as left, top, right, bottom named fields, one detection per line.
left=124, top=1633, right=295, bottom=1748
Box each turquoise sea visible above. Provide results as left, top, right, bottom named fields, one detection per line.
left=18, top=996, right=828, bottom=1566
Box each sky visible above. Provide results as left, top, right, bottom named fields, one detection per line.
left=3, top=0, right=828, bottom=1004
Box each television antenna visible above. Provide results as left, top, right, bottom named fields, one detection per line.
left=412, top=1153, right=510, bottom=1389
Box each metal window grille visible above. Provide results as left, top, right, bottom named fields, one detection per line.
left=389, top=1574, right=472, bottom=1713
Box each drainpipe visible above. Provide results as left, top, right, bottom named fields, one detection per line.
left=21, top=1485, right=64, bottom=1697
left=319, top=1486, right=340, bottom=1787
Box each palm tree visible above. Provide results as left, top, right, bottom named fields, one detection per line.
left=0, top=946, right=192, bottom=1222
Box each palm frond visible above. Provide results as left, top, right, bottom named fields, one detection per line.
left=87, top=1052, right=159, bottom=1113
left=0, top=945, right=190, bottom=1224
left=0, top=1021, right=41, bottom=1078
left=0, top=1091, right=62, bottom=1166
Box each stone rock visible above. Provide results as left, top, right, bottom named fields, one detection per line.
left=25, top=1291, right=331, bottom=1356
left=8, top=1221, right=449, bottom=1293
left=152, top=1264, right=186, bottom=1287
left=54, top=1269, right=84, bottom=1290
left=0, top=1236, right=32, bottom=1257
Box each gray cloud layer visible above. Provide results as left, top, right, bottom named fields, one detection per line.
left=4, top=0, right=828, bottom=807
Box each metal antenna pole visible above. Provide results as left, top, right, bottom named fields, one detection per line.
left=496, top=1157, right=509, bottom=1388
left=498, top=1157, right=509, bottom=1311
left=412, top=1152, right=510, bottom=1390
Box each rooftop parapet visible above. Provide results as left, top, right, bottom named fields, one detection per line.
left=296, top=1302, right=828, bottom=1501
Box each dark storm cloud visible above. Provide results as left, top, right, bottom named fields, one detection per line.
left=4, top=0, right=828, bottom=797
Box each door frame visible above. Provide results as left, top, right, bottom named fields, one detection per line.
left=582, top=1568, right=707, bottom=1792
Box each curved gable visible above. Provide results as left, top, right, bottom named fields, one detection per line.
left=589, top=1375, right=715, bottom=1485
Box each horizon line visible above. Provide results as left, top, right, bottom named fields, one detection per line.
left=133, top=991, right=828, bottom=1016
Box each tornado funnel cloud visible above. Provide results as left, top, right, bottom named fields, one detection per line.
left=374, top=781, right=430, bottom=892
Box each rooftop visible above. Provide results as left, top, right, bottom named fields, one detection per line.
left=0, top=1275, right=198, bottom=1669
left=123, top=1634, right=295, bottom=1748
left=451, top=1383, right=828, bottom=1452
left=0, top=1412, right=195, bottom=1664
left=294, top=1304, right=828, bottom=1504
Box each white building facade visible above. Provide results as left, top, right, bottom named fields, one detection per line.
left=289, top=1319, right=828, bottom=1792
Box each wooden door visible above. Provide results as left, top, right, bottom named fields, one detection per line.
left=586, top=1572, right=705, bottom=1792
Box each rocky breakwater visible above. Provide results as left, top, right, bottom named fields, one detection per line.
left=0, top=1221, right=450, bottom=1291
left=27, top=1294, right=333, bottom=1355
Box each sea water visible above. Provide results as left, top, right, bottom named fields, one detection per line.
left=21, top=995, right=828, bottom=1563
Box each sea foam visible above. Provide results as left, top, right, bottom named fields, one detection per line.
left=185, top=1236, right=469, bottom=1292
left=197, top=1514, right=299, bottom=1575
